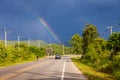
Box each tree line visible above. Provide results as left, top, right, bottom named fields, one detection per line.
left=0, top=41, right=46, bottom=67
left=70, top=24, right=120, bottom=79
left=0, top=40, right=70, bottom=67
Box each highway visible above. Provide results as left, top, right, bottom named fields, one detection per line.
left=0, top=56, right=88, bottom=80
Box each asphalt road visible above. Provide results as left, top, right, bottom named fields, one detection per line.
left=0, top=56, right=88, bottom=80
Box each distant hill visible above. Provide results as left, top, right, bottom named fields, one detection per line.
left=0, top=40, right=71, bottom=47
left=6, top=40, right=48, bottom=47
left=53, top=42, right=71, bottom=47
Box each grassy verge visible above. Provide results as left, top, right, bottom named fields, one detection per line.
left=0, top=59, right=35, bottom=68
left=71, top=57, right=114, bottom=80
left=0, top=57, right=46, bottom=68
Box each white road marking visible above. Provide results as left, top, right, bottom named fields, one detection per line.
left=61, top=60, right=66, bottom=80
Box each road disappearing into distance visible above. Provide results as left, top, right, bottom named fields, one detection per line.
left=0, top=56, right=88, bottom=80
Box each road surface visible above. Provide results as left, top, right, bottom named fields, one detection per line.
left=0, top=56, right=88, bottom=80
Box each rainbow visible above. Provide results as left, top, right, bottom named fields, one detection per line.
left=39, top=18, right=61, bottom=42
left=21, top=1, right=61, bottom=42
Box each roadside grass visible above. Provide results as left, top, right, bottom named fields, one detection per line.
left=0, top=60, right=34, bottom=68
left=71, top=57, right=114, bottom=80
left=0, top=57, right=45, bottom=68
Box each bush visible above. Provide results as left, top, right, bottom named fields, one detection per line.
left=114, top=71, right=120, bottom=80
left=0, top=42, right=46, bottom=67
left=112, top=55, right=120, bottom=70
left=102, top=54, right=120, bottom=74
left=82, top=43, right=100, bottom=67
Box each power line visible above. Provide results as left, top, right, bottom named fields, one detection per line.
left=115, top=24, right=120, bottom=32
left=101, top=28, right=109, bottom=37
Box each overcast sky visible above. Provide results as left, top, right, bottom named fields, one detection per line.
left=0, top=0, right=120, bottom=42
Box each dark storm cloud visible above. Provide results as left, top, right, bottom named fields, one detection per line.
left=0, top=0, right=120, bottom=42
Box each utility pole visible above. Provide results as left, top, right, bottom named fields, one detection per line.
left=49, top=42, right=53, bottom=56
left=107, top=26, right=113, bottom=35
left=4, top=28, right=11, bottom=48
left=49, top=43, right=53, bottom=51
left=4, top=28, right=7, bottom=47
left=62, top=43, right=64, bottom=55
left=18, top=35, right=20, bottom=51
left=17, top=35, right=23, bottom=51
left=38, top=40, right=41, bottom=47
left=28, top=37, right=30, bottom=46
left=50, top=43, right=51, bottom=49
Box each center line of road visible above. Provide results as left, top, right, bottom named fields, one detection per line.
left=61, top=60, right=66, bottom=80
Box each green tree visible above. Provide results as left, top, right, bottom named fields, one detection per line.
left=82, top=24, right=99, bottom=56
left=94, top=38, right=107, bottom=53
left=93, top=38, right=109, bottom=65
left=107, top=32, right=120, bottom=60
left=29, top=46, right=46, bottom=59
left=70, top=33, right=82, bottom=54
